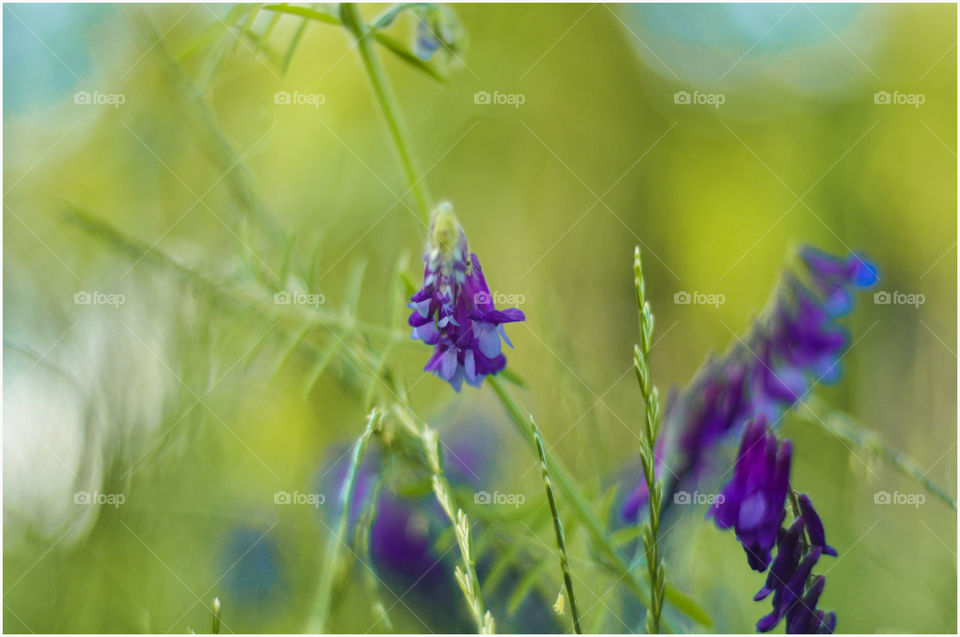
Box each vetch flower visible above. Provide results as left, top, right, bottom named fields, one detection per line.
left=707, top=416, right=792, bottom=571
left=655, top=246, right=877, bottom=501
left=753, top=496, right=837, bottom=633
left=755, top=547, right=822, bottom=632
left=797, top=493, right=838, bottom=557
left=409, top=203, right=525, bottom=391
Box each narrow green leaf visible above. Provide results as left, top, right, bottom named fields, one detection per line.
left=262, top=4, right=341, bottom=26
left=301, top=336, right=343, bottom=398
left=507, top=557, right=550, bottom=615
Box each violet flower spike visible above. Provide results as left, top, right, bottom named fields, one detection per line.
left=707, top=415, right=792, bottom=571
left=650, top=246, right=877, bottom=508
left=408, top=203, right=525, bottom=391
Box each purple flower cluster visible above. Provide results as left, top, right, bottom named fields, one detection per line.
left=707, top=416, right=791, bottom=571
left=661, top=248, right=877, bottom=499
left=709, top=418, right=837, bottom=633
left=753, top=495, right=838, bottom=633
left=617, top=247, right=872, bottom=630
left=409, top=204, right=525, bottom=391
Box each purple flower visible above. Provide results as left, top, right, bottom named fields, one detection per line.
left=708, top=416, right=792, bottom=571
left=409, top=204, right=525, bottom=391
left=753, top=496, right=837, bottom=633
left=653, top=247, right=876, bottom=504
left=756, top=547, right=822, bottom=632
left=797, top=493, right=837, bottom=557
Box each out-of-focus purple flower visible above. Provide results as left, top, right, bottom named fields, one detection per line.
left=752, top=496, right=837, bottom=633
left=409, top=204, right=525, bottom=391
left=797, top=493, right=837, bottom=557
left=755, top=546, right=822, bottom=631
left=650, top=247, right=877, bottom=506
left=707, top=416, right=792, bottom=571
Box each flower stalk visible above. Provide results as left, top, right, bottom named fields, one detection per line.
left=420, top=423, right=495, bottom=633
left=530, top=415, right=582, bottom=633
left=632, top=246, right=666, bottom=633
left=310, top=408, right=382, bottom=632
left=340, top=2, right=432, bottom=224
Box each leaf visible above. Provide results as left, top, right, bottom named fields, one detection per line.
left=262, top=3, right=341, bottom=26
left=372, top=32, right=446, bottom=82
left=301, top=336, right=343, bottom=398
left=269, top=323, right=312, bottom=384
left=507, top=557, right=551, bottom=615
left=611, top=524, right=645, bottom=547
left=343, top=259, right=368, bottom=316
left=281, top=16, right=311, bottom=75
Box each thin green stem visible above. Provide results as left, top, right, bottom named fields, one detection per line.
left=341, top=3, right=432, bottom=224
left=487, top=376, right=712, bottom=630
left=632, top=246, right=666, bottom=633
left=133, top=9, right=284, bottom=241
left=309, top=408, right=382, bottom=632
left=399, top=406, right=494, bottom=633
left=530, top=415, right=582, bottom=633
left=801, top=397, right=956, bottom=510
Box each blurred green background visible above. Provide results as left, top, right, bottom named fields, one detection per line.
left=3, top=2, right=956, bottom=633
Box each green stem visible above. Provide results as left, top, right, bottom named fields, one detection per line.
left=801, top=397, right=956, bottom=510
left=530, top=415, right=582, bottom=633
left=340, top=3, right=432, bottom=224
left=309, top=408, right=382, bottom=632
left=488, top=376, right=712, bottom=630
left=402, top=406, right=494, bottom=633
left=133, top=9, right=284, bottom=241
left=632, top=246, right=666, bottom=633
